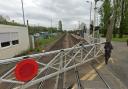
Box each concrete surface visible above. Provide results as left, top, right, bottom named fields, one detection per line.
left=74, top=41, right=128, bottom=89
left=107, top=41, right=128, bottom=88
left=73, top=62, right=127, bottom=89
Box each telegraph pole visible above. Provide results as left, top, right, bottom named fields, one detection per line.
left=93, top=0, right=97, bottom=43
left=21, top=0, right=26, bottom=26
left=86, top=1, right=92, bottom=35
left=90, top=2, right=92, bottom=35
left=93, top=0, right=100, bottom=43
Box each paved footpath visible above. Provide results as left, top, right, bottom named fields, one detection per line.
left=72, top=41, right=128, bottom=89
left=107, top=41, right=128, bottom=88
left=73, top=61, right=127, bottom=89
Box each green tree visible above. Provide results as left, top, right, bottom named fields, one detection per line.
left=0, top=15, right=7, bottom=24
left=99, top=0, right=128, bottom=39
left=113, top=0, right=120, bottom=38
left=119, top=0, right=125, bottom=38
left=119, top=0, right=128, bottom=37
left=100, top=0, right=111, bottom=37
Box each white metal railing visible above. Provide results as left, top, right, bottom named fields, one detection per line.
left=0, top=42, right=104, bottom=89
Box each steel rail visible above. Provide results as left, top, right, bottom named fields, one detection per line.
left=73, top=58, right=84, bottom=89
left=90, top=63, right=111, bottom=89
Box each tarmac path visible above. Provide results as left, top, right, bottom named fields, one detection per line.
left=107, top=41, right=128, bottom=88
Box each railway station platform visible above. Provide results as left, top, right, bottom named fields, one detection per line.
left=72, top=62, right=127, bottom=89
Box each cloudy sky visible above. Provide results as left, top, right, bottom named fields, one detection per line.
left=0, top=0, right=101, bottom=30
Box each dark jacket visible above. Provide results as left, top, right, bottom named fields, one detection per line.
left=104, top=42, right=113, bottom=54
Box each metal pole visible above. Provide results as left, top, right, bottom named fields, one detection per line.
left=51, top=17, right=53, bottom=35
left=86, top=1, right=92, bottom=35
left=21, top=0, right=26, bottom=26
left=55, top=51, right=64, bottom=89
left=89, top=2, right=92, bottom=35
left=93, top=0, right=100, bottom=43
left=51, top=17, right=53, bottom=27
left=93, top=1, right=96, bottom=43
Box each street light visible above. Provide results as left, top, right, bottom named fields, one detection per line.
left=21, top=0, right=26, bottom=26
left=86, top=1, right=92, bottom=35
left=93, top=0, right=99, bottom=43
left=86, top=0, right=99, bottom=43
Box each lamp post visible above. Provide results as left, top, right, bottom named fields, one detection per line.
left=93, top=0, right=99, bottom=43
left=93, top=1, right=96, bottom=43
left=21, top=0, right=25, bottom=26
left=86, top=1, right=92, bottom=35
left=86, top=0, right=99, bottom=43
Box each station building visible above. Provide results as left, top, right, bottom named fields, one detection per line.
left=0, top=24, right=30, bottom=59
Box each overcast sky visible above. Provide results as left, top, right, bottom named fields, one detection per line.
left=0, top=0, right=101, bottom=30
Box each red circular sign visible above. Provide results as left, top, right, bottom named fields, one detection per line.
left=14, top=58, right=38, bottom=82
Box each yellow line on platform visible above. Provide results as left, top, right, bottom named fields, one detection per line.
left=81, top=62, right=104, bottom=80
left=72, top=62, right=105, bottom=89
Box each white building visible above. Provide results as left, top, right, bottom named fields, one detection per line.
left=0, top=24, right=30, bottom=59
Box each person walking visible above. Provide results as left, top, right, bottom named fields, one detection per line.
left=104, top=42, right=113, bottom=64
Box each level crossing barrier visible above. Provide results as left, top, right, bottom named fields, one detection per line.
left=0, top=42, right=105, bottom=89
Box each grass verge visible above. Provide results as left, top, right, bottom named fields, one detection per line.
left=112, top=35, right=128, bottom=42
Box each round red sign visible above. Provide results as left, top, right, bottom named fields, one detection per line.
left=14, top=58, right=38, bottom=82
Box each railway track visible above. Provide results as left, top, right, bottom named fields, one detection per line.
left=71, top=60, right=112, bottom=89
left=24, top=33, right=80, bottom=89
left=1, top=33, right=104, bottom=89
left=37, top=33, right=79, bottom=89
left=89, top=61, right=111, bottom=89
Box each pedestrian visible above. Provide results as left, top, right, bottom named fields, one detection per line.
left=104, top=42, right=113, bottom=64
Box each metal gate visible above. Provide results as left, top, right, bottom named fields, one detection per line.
left=0, top=42, right=104, bottom=89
